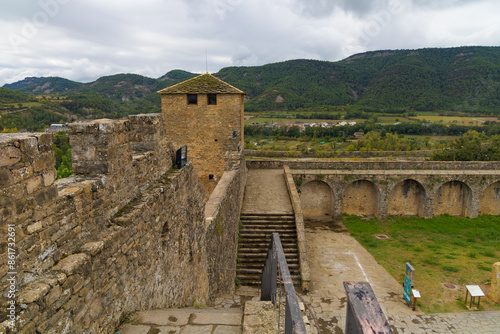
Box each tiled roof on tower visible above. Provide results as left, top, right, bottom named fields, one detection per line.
left=157, top=73, right=245, bottom=94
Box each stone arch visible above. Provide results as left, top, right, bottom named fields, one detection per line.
left=300, top=180, right=334, bottom=218
left=342, top=180, right=379, bottom=217
left=479, top=181, right=500, bottom=215
left=433, top=181, right=472, bottom=217
left=388, top=179, right=425, bottom=217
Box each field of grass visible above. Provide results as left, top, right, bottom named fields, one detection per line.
left=409, top=115, right=498, bottom=125
left=245, top=117, right=345, bottom=125
left=343, top=215, right=500, bottom=314
left=245, top=138, right=339, bottom=151
left=2, top=102, right=42, bottom=108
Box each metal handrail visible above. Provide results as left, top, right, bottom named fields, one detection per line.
left=261, top=233, right=306, bottom=334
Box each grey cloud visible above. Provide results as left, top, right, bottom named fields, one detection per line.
left=0, top=0, right=499, bottom=86
left=293, top=0, right=378, bottom=17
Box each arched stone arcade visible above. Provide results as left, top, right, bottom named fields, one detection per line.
left=479, top=181, right=500, bottom=215
left=342, top=180, right=379, bottom=217
left=433, top=181, right=472, bottom=217
left=300, top=180, right=334, bottom=218
left=388, top=179, right=426, bottom=217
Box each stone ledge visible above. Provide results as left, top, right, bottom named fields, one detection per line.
left=283, top=165, right=310, bottom=291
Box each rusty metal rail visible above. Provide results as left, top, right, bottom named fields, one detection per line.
left=261, top=233, right=306, bottom=334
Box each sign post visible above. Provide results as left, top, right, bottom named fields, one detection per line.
left=403, top=263, right=415, bottom=306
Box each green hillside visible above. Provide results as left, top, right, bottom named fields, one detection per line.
left=3, top=46, right=500, bottom=118
left=217, top=46, right=500, bottom=112
left=3, top=77, right=83, bottom=94
left=0, top=88, right=37, bottom=104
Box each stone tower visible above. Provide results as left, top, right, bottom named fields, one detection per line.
left=158, top=73, right=245, bottom=197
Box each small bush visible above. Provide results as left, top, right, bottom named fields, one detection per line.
left=467, top=251, right=477, bottom=258
left=442, top=266, right=459, bottom=272
left=424, top=257, right=439, bottom=265
left=477, top=264, right=491, bottom=271
left=480, top=249, right=496, bottom=257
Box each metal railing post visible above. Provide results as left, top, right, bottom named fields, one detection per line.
left=261, top=238, right=277, bottom=302
left=260, top=233, right=307, bottom=334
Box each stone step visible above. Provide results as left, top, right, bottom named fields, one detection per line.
left=238, top=262, right=300, bottom=270
left=238, top=253, right=299, bottom=260
left=241, top=218, right=295, bottom=224
left=238, top=212, right=300, bottom=287
left=241, top=223, right=296, bottom=229
left=240, top=213, right=294, bottom=217
left=239, top=241, right=297, bottom=248
left=239, top=247, right=298, bottom=254
left=240, top=229, right=296, bottom=235
left=238, top=274, right=301, bottom=286
left=239, top=231, right=297, bottom=237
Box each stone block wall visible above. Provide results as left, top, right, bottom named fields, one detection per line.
left=246, top=159, right=500, bottom=171
left=161, top=93, right=244, bottom=197
left=204, top=162, right=245, bottom=299
left=0, top=114, right=245, bottom=333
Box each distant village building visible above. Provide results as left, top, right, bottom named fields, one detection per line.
left=158, top=73, right=245, bottom=197
left=354, top=132, right=364, bottom=138
left=45, top=123, right=68, bottom=133
left=337, top=121, right=347, bottom=126
left=349, top=121, right=357, bottom=126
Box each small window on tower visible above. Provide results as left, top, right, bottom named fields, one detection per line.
left=208, top=94, right=217, bottom=105
left=187, top=94, right=198, bottom=105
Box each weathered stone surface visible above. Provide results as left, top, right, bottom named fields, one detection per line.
left=18, top=283, right=51, bottom=304
left=52, top=254, right=90, bottom=275
left=81, top=241, right=104, bottom=256
left=0, top=146, right=21, bottom=167
left=160, top=79, right=244, bottom=198
left=118, top=324, right=152, bottom=334
left=489, top=262, right=500, bottom=303
left=0, top=108, right=245, bottom=333
left=242, top=301, right=277, bottom=334
left=27, top=221, right=43, bottom=234
left=45, top=285, right=62, bottom=306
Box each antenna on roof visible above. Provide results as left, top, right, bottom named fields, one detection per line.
left=205, top=47, right=208, bottom=73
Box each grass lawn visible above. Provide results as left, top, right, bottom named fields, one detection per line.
left=343, top=215, right=500, bottom=314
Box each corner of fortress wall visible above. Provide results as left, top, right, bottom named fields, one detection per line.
left=0, top=113, right=244, bottom=333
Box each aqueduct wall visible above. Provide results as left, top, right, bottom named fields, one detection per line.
left=247, top=160, right=500, bottom=219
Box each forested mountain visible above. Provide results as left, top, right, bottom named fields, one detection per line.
left=3, top=46, right=500, bottom=117
left=0, top=88, right=37, bottom=104
left=4, top=77, right=83, bottom=94
left=218, top=46, right=500, bottom=112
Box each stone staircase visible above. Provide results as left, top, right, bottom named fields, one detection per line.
left=237, top=213, right=301, bottom=286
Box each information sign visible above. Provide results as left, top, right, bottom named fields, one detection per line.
left=403, top=263, right=415, bottom=306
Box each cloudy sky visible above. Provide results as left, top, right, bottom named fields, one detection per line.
left=1, top=0, right=499, bottom=86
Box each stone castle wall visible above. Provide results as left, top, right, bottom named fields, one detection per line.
left=0, top=114, right=244, bottom=333
left=247, top=159, right=500, bottom=171
left=161, top=93, right=244, bottom=197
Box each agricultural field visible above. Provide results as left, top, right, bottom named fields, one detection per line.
left=343, top=215, right=500, bottom=314
left=409, top=115, right=499, bottom=125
